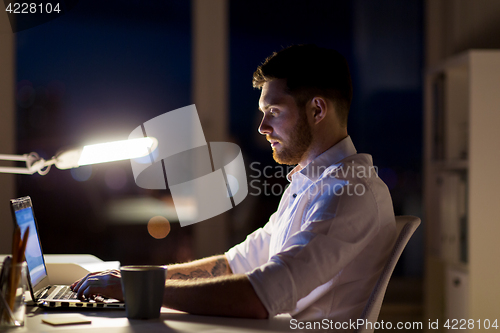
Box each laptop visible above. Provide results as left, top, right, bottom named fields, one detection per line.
left=10, top=196, right=124, bottom=309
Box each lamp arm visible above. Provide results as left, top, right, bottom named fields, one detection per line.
left=1, top=137, right=157, bottom=175
left=0, top=153, right=52, bottom=175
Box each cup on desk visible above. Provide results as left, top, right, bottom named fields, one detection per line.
left=120, top=265, right=167, bottom=319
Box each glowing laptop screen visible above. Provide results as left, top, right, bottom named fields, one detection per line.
left=14, top=206, right=47, bottom=286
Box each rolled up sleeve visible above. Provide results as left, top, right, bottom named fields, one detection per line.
left=225, top=214, right=275, bottom=274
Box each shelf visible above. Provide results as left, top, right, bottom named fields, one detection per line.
left=424, top=50, right=500, bottom=323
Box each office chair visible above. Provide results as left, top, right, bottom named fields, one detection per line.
left=355, top=215, right=421, bottom=333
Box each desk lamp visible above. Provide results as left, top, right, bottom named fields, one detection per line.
left=0, top=137, right=158, bottom=175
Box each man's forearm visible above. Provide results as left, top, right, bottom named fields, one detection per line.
left=166, top=254, right=232, bottom=280
left=163, top=274, right=268, bottom=319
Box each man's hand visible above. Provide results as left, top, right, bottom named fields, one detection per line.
left=70, top=269, right=123, bottom=301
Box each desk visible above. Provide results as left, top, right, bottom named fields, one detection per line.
left=7, top=307, right=313, bottom=333
left=0, top=255, right=324, bottom=332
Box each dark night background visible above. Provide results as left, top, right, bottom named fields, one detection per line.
left=13, top=0, right=423, bottom=276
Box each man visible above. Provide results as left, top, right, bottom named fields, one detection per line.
left=72, top=44, right=396, bottom=322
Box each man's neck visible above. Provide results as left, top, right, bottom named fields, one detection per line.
left=298, top=132, right=348, bottom=168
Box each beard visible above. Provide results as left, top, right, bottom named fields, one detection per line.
left=270, top=111, right=312, bottom=165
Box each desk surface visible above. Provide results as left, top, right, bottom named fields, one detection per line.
left=6, top=306, right=319, bottom=333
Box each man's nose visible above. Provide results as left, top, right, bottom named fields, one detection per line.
left=258, top=116, right=272, bottom=135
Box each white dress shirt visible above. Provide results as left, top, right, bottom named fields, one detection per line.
left=226, top=136, right=396, bottom=321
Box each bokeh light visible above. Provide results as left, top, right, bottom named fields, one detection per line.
left=147, top=216, right=171, bottom=239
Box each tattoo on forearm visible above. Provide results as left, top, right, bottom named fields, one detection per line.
left=169, top=258, right=228, bottom=280
left=170, top=273, right=190, bottom=280
left=170, top=269, right=211, bottom=280
left=211, top=258, right=227, bottom=277
left=190, top=269, right=211, bottom=279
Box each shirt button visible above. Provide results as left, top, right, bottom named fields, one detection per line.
left=292, top=193, right=297, bottom=198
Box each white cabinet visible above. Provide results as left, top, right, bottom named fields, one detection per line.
left=424, top=50, right=500, bottom=329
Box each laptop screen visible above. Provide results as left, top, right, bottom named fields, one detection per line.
left=11, top=197, right=48, bottom=287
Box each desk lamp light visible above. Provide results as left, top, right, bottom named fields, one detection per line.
left=0, top=137, right=158, bottom=175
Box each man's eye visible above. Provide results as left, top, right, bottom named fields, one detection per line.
left=269, top=109, right=278, bottom=116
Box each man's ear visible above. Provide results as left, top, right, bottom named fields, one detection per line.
left=309, top=97, right=328, bottom=124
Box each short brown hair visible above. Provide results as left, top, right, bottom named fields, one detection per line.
left=253, top=44, right=352, bottom=127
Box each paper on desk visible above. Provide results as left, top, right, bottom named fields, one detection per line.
left=79, top=261, right=121, bottom=272
left=44, top=254, right=103, bottom=264
left=42, top=314, right=91, bottom=326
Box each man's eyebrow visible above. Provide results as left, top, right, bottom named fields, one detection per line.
left=259, top=104, right=271, bottom=112
left=259, top=101, right=281, bottom=112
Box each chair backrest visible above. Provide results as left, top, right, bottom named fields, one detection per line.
left=355, top=215, right=421, bottom=333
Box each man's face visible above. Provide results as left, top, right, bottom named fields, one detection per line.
left=258, top=79, right=312, bottom=165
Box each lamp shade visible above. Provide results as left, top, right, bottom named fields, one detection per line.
left=55, top=137, right=158, bottom=170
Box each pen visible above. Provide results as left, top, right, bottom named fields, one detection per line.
left=3, top=227, right=20, bottom=322
left=18, top=227, right=29, bottom=264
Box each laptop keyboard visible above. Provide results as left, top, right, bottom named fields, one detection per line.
left=48, top=286, right=78, bottom=300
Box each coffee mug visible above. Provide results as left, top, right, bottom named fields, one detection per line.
left=120, top=265, right=167, bottom=319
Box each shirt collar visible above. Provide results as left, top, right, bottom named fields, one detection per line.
left=287, top=136, right=357, bottom=182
